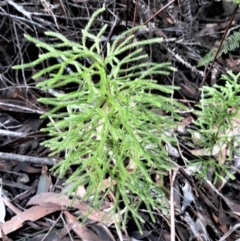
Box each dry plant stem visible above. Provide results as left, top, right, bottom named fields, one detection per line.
left=60, top=216, right=74, bottom=241
left=123, top=0, right=176, bottom=39
left=0, top=101, right=44, bottom=114
left=6, top=0, right=32, bottom=19
left=218, top=223, right=240, bottom=241
left=195, top=5, right=239, bottom=103
left=0, top=152, right=56, bottom=166
left=0, top=129, right=27, bottom=138
left=170, top=169, right=178, bottom=241
left=142, top=0, right=176, bottom=25
left=3, top=180, right=32, bottom=190
left=39, top=0, right=59, bottom=28
left=179, top=168, right=218, bottom=212
left=41, top=213, right=62, bottom=240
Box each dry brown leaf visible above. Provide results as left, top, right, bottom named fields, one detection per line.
left=76, top=185, right=87, bottom=198
left=36, top=173, right=52, bottom=194
left=190, top=143, right=227, bottom=156
left=64, top=211, right=105, bottom=241
left=224, top=198, right=240, bottom=216
left=97, top=178, right=117, bottom=192
left=212, top=212, right=229, bottom=235
left=0, top=227, right=13, bottom=241
left=2, top=198, right=22, bottom=215
left=218, top=144, right=227, bottom=165
left=27, top=192, right=116, bottom=225
left=181, top=115, right=193, bottom=126
left=226, top=55, right=240, bottom=68
left=91, top=223, right=116, bottom=241
left=0, top=204, right=60, bottom=238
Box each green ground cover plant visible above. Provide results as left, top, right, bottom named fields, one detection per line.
left=198, top=0, right=240, bottom=67
left=192, top=0, right=240, bottom=184
left=13, top=5, right=240, bottom=231
left=191, top=71, right=240, bottom=182
left=13, top=8, right=185, bottom=229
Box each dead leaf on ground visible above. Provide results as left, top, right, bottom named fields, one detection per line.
left=36, top=166, right=52, bottom=194
left=0, top=227, right=13, bottom=241
left=190, top=142, right=227, bottom=156
left=0, top=203, right=61, bottom=238
left=27, top=192, right=117, bottom=225
left=64, top=211, right=105, bottom=241
left=90, top=223, right=116, bottom=241
left=2, top=198, right=22, bottom=215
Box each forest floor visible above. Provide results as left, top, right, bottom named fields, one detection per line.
left=1, top=1, right=240, bottom=241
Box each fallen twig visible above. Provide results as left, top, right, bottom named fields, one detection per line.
left=0, top=152, right=56, bottom=166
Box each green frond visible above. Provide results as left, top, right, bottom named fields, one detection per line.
left=198, top=31, right=240, bottom=67
left=83, top=8, right=105, bottom=44
left=191, top=70, right=240, bottom=182
left=225, top=0, right=240, bottom=4
left=12, top=7, right=187, bottom=230
left=110, top=26, right=142, bottom=51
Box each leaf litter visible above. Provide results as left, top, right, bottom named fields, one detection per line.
left=1, top=0, right=240, bottom=240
